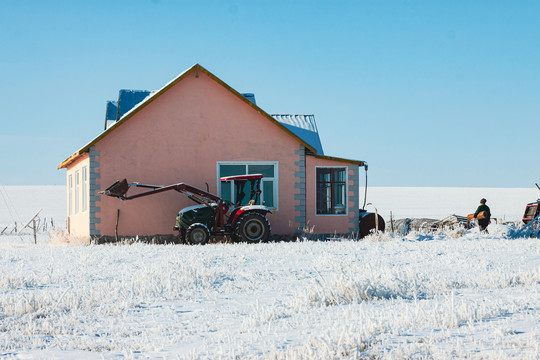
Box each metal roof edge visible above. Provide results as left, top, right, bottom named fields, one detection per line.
left=310, top=153, right=365, bottom=166
left=57, top=152, right=81, bottom=169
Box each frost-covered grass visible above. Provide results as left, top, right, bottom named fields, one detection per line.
left=1, top=185, right=539, bottom=358
left=0, top=185, right=65, bottom=235
left=0, top=226, right=539, bottom=359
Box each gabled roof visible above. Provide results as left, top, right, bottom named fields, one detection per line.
left=58, top=64, right=364, bottom=169
left=103, top=90, right=325, bottom=155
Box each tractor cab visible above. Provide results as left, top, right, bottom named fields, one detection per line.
left=219, top=174, right=263, bottom=207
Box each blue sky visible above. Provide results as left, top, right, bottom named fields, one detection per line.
left=1, top=0, right=539, bottom=187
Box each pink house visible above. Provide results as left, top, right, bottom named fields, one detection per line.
left=58, top=64, right=366, bottom=243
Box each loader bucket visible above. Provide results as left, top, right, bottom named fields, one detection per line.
left=101, top=179, right=130, bottom=199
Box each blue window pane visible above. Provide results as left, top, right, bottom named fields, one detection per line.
left=316, top=167, right=346, bottom=214
left=248, top=164, right=274, bottom=177
left=263, top=181, right=273, bottom=207
left=221, top=181, right=232, bottom=202
left=239, top=180, right=250, bottom=206
left=220, top=165, right=246, bottom=177
left=336, top=168, right=345, bottom=181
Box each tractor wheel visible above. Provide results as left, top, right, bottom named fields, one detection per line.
left=178, top=229, right=187, bottom=244
left=234, top=212, right=270, bottom=243
left=186, top=223, right=210, bottom=245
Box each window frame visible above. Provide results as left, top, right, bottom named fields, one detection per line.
left=82, top=166, right=88, bottom=212
left=68, top=174, right=73, bottom=216
left=74, top=170, right=80, bottom=214
left=315, top=166, right=348, bottom=216
left=216, top=161, right=279, bottom=211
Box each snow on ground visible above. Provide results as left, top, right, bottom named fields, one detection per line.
left=0, top=186, right=539, bottom=359
left=367, top=187, right=540, bottom=222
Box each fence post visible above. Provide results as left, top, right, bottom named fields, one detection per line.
left=32, top=219, right=37, bottom=244
left=115, top=209, right=120, bottom=242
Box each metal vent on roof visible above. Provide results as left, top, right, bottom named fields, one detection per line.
left=241, top=93, right=257, bottom=105
left=104, top=90, right=156, bottom=130
left=271, top=114, right=318, bottom=132
left=271, top=114, right=324, bottom=155
left=117, top=90, right=154, bottom=120
left=104, top=101, right=118, bottom=130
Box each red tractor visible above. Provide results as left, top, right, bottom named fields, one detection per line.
left=101, top=174, right=271, bottom=245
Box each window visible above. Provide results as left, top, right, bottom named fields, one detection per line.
left=217, top=162, right=278, bottom=209
left=316, top=167, right=347, bottom=215
left=68, top=174, right=73, bottom=216
left=75, top=171, right=80, bottom=214
left=82, top=166, right=88, bottom=212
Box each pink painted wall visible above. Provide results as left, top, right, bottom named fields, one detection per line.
left=305, top=156, right=357, bottom=234
left=66, top=153, right=90, bottom=241
left=93, top=70, right=303, bottom=237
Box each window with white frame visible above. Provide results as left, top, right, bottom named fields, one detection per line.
left=75, top=171, right=80, bottom=214
left=68, top=174, right=73, bottom=216
left=217, top=162, right=278, bottom=209
left=82, top=166, right=88, bottom=212
left=316, top=167, right=347, bottom=215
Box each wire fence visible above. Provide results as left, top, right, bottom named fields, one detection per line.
left=0, top=217, right=59, bottom=236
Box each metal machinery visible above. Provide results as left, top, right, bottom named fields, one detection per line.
left=522, top=183, right=540, bottom=224
left=509, top=183, right=540, bottom=238
left=522, top=202, right=540, bottom=224
left=101, top=174, right=271, bottom=245
left=358, top=210, right=385, bottom=237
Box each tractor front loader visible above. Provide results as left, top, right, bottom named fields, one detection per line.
left=100, top=174, right=272, bottom=245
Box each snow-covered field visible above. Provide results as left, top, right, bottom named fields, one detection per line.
left=0, top=186, right=539, bottom=359
left=367, top=187, right=539, bottom=223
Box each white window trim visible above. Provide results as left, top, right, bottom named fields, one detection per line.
left=216, top=161, right=279, bottom=211
left=314, top=166, right=348, bottom=217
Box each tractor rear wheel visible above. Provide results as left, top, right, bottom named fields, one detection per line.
left=234, top=212, right=270, bottom=243
left=186, top=223, right=210, bottom=245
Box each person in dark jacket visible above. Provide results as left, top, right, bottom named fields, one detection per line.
left=474, top=198, right=491, bottom=233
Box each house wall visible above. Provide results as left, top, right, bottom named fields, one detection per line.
left=305, top=156, right=360, bottom=235
left=90, top=70, right=306, bottom=239
left=66, top=153, right=90, bottom=240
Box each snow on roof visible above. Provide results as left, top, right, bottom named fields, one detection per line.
left=270, top=114, right=324, bottom=155
left=117, top=90, right=156, bottom=120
